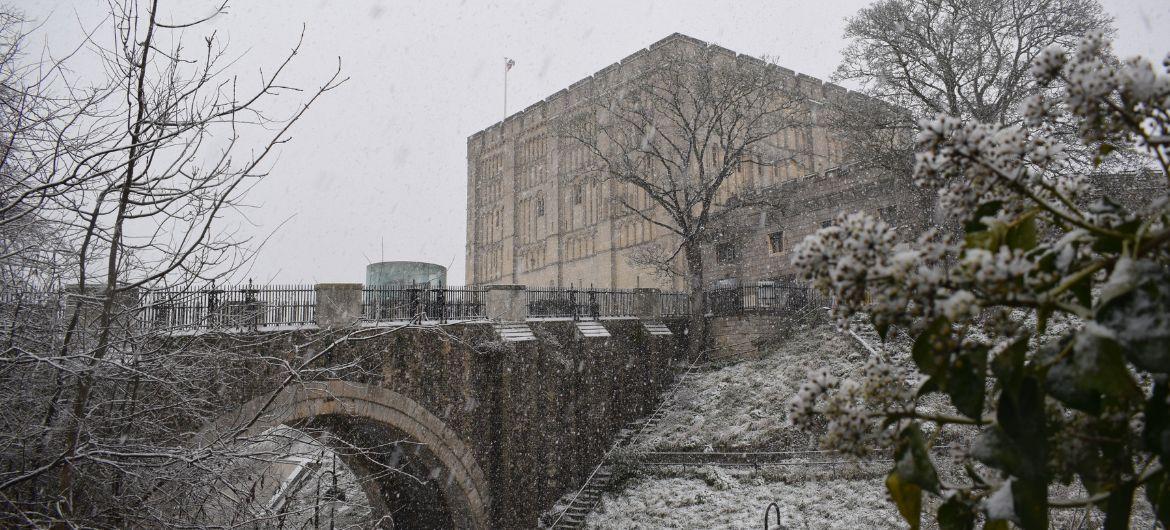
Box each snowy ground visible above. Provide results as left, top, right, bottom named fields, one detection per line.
left=632, top=317, right=882, bottom=452
left=585, top=463, right=903, bottom=529
left=582, top=315, right=1156, bottom=528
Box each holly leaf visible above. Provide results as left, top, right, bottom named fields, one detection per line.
left=886, top=472, right=922, bottom=530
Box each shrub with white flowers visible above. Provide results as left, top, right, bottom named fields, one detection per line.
left=790, top=32, right=1170, bottom=529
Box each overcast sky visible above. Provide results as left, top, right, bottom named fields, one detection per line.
left=17, top=0, right=1170, bottom=284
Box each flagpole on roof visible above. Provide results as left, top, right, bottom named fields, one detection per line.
left=504, top=57, right=515, bottom=122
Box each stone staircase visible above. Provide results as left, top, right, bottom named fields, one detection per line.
left=547, top=412, right=667, bottom=529
left=545, top=366, right=712, bottom=529
left=642, top=321, right=673, bottom=336
left=574, top=320, right=611, bottom=339
left=492, top=322, right=536, bottom=342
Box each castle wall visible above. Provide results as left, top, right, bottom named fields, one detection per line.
left=466, top=33, right=871, bottom=291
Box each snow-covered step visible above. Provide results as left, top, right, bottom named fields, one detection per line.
left=643, top=321, right=673, bottom=336
left=575, top=320, right=611, bottom=339
left=492, top=322, right=535, bottom=342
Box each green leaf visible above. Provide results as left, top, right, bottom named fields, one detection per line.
left=938, top=496, right=975, bottom=530
left=912, top=318, right=950, bottom=380
left=1103, top=481, right=1136, bottom=530
left=948, top=344, right=988, bottom=419
left=1144, top=376, right=1170, bottom=463
left=997, top=376, right=1048, bottom=483
left=964, top=201, right=1003, bottom=233
left=991, top=335, right=1028, bottom=396
left=893, top=424, right=941, bottom=494
left=1147, top=471, right=1170, bottom=527
left=917, top=375, right=941, bottom=398
left=1012, top=478, right=1049, bottom=530
left=886, top=472, right=922, bottom=530
left=1005, top=211, right=1038, bottom=251
left=982, top=521, right=1008, bottom=530
left=1095, top=259, right=1170, bottom=373
left=978, top=376, right=1049, bottom=530
left=1044, top=331, right=1141, bottom=413
left=971, top=426, right=1028, bottom=478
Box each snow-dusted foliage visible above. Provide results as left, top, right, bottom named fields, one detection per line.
left=791, top=34, right=1170, bottom=529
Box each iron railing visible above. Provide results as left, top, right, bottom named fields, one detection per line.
left=659, top=292, right=690, bottom=317
left=2, top=282, right=829, bottom=332
left=525, top=286, right=639, bottom=320
left=361, top=285, right=485, bottom=323
left=707, top=280, right=827, bottom=317
left=142, top=281, right=316, bottom=329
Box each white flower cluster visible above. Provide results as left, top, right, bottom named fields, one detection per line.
left=786, top=366, right=838, bottom=426
left=788, top=359, right=914, bottom=457
left=1026, top=30, right=1170, bottom=148
left=958, top=247, right=1033, bottom=297
left=792, top=211, right=898, bottom=316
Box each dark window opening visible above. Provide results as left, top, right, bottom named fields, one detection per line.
left=768, top=231, right=784, bottom=254
left=715, top=241, right=739, bottom=264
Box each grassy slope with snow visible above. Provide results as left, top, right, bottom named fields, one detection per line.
left=588, top=315, right=1156, bottom=528
left=585, top=463, right=901, bottom=529
left=632, top=318, right=874, bottom=451
left=587, top=318, right=909, bottom=528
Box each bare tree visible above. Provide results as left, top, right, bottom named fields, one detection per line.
left=559, top=40, right=812, bottom=355
left=0, top=1, right=422, bottom=527
left=831, top=0, right=1115, bottom=174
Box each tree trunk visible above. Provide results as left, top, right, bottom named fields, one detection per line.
left=683, top=241, right=706, bottom=360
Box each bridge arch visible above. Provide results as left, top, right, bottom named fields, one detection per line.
left=205, top=380, right=490, bottom=529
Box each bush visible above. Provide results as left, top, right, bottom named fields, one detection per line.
left=789, top=32, right=1170, bottom=529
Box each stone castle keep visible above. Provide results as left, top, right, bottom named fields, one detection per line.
left=465, top=33, right=929, bottom=290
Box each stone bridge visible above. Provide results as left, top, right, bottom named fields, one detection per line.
left=199, top=284, right=689, bottom=529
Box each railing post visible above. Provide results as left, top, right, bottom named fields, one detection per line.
left=206, top=280, right=219, bottom=328
left=588, top=288, right=599, bottom=320
left=569, top=286, right=578, bottom=321
left=314, top=283, right=362, bottom=328
left=483, top=284, right=526, bottom=322
left=632, top=288, right=662, bottom=320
